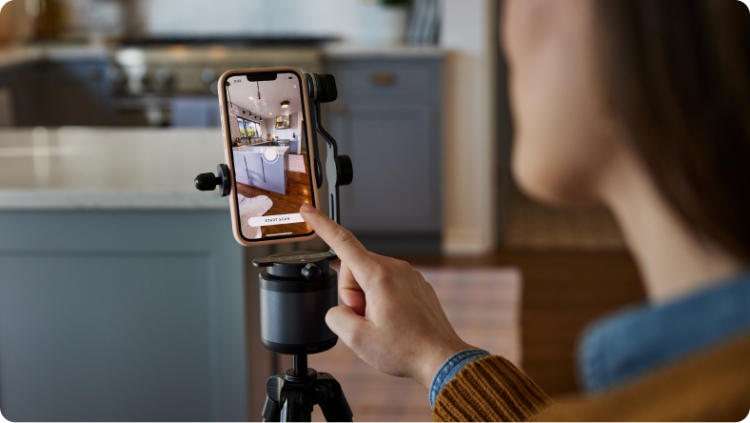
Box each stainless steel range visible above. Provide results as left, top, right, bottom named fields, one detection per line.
left=111, top=45, right=323, bottom=127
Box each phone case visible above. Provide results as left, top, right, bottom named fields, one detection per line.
left=218, top=67, right=320, bottom=247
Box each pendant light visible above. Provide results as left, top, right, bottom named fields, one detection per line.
left=226, top=81, right=240, bottom=116
left=254, top=81, right=267, bottom=113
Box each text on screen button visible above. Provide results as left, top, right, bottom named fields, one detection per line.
left=249, top=213, right=305, bottom=227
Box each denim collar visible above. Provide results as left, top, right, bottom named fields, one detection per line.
left=577, top=271, right=750, bottom=393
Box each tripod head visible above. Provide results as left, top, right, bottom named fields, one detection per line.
left=253, top=250, right=340, bottom=355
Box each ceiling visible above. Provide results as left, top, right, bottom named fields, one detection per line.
left=226, top=73, right=303, bottom=119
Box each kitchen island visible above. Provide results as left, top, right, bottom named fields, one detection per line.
left=232, top=145, right=290, bottom=195
left=0, top=128, right=273, bottom=422
left=230, top=144, right=314, bottom=239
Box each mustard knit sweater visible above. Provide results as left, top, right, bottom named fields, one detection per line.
left=432, top=334, right=750, bottom=422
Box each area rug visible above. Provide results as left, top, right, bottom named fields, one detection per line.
left=505, top=188, right=625, bottom=250
left=238, top=194, right=273, bottom=239
left=288, top=154, right=306, bottom=173
left=308, top=266, right=523, bottom=422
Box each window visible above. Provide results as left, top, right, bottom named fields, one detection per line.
left=237, top=117, right=261, bottom=139
left=237, top=117, right=246, bottom=137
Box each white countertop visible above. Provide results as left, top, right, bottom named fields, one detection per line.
left=0, top=128, right=229, bottom=210
left=234, top=145, right=289, bottom=154
left=0, top=43, right=443, bottom=70
left=323, top=43, right=444, bottom=59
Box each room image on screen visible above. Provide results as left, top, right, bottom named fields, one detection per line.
left=225, top=72, right=315, bottom=240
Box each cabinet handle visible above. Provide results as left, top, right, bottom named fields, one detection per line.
left=370, top=72, right=398, bottom=86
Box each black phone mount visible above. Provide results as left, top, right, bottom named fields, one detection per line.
left=193, top=73, right=353, bottom=422
left=194, top=164, right=232, bottom=197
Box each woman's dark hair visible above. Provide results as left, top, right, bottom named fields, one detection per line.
left=597, top=0, right=750, bottom=262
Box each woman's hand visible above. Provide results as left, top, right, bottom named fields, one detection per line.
left=300, top=203, right=475, bottom=388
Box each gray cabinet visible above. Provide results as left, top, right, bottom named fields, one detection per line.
left=0, top=210, right=273, bottom=421
left=233, top=149, right=289, bottom=195
left=324, top=57, right=443, bottom=254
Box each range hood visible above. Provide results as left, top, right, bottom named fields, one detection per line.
left=275, top=115, right=291, bottom=129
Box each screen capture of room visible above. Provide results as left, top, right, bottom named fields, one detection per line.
left=225, top=73, right=314, bottom=240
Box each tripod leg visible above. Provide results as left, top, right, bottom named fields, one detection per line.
left=262, top=395, right=281, bottom=422
left=315, top=373, right=353, bottom=422
left=319, top=390, right=352, bottom=422
left=281, top=392, right=312, bottom=422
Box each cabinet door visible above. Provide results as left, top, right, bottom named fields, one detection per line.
left=329, top=105, right=441, bottom=233
left=245, top=153, right=266, bottom=187
left=38, top=61, right=112, bottom=126
left=0, top=63, right=42, bottom=127
left=0, top=68, right=19, bottom=126
left=233, top=153, right=250, bottom=185
left=14, top=66, right=42, bottom=126
left=0, top=211, right=251, bottom=422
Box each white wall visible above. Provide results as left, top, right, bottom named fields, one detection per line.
left=440, top=0, right=498, bottom=256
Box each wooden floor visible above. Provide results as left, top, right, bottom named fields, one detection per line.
left=235, top=152, right=314, bottom=237
left=403, top=250, right=646, bottom=396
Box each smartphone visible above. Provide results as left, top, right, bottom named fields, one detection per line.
left=218, top=67, right=319, bottom=246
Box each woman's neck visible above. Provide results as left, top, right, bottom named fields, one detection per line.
left=601, top=151, right=742, bottom=304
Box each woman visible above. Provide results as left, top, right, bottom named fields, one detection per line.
left=300, top=0, right=750, bottom=420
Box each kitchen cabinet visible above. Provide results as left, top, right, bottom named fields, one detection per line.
left=0, top=62, right=42, bottom=127
left=323, top=56, right=443, bottom=254
left=234, top=153, right=251, bottom=185
left=0, top=66, right=20, bottom=125
left=232, top=147, right=290, bottom=195
left=0, top=58, right=112, bottom=127
left=37, top=59, right=113, bottom=126
left=0, top=210, right=263, bottom=422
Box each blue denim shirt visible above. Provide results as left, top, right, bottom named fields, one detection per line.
left=578, top=271, right=750, bottom=393
left=429, top=349, right=490, bottom=408
left=429, top=271, right=750, bottom=407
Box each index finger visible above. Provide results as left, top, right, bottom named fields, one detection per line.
left=300, top=203, right=378, bottom=277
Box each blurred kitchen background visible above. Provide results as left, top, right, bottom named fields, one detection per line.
left=0, top=0, right=644, bottom=421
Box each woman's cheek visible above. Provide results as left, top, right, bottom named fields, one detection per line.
left=510, top=68, right=612, bottom=208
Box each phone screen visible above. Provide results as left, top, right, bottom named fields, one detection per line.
left=224, top=71, right=315, bottom=241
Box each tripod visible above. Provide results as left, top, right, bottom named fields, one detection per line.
left=253, top=250, right=354, bottom=422
left=193, top=72, right=355, bottom=421
left=262, top=354, right=352, bottom=422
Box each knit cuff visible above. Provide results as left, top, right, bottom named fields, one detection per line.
left=433, top=355, right=554, bottom=422
left=429, top=349, right=491, bottom=408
